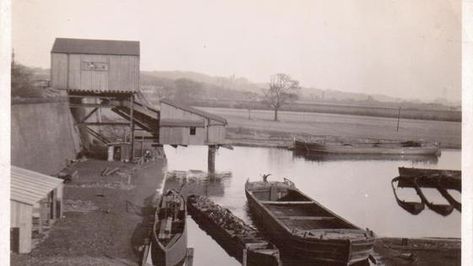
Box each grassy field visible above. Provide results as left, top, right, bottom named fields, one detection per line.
left=198, top=107, right=462, bottom=149
left=193, top=100, right=461, bottom=122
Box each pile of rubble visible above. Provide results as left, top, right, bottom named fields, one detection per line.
left=189, top=195, right=257, bottom=238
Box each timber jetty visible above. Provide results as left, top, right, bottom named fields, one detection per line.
left=187, top=195, right=281, bottom=266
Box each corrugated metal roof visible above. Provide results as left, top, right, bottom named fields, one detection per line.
left=51, top=38, right=140, bottom=56
left=11, top=166, right=64, bottom=206
left=159, top=99, right=227, bottom=125
left=160, top=119, right=205, bottom=128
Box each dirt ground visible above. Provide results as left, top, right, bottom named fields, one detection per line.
left=11, top=158, right=166, bottom=266
left=373, top=238, right=461, bottom=266
left=198, top=107, right=462, bottom=149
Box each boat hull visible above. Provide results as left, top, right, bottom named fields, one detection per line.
left=245, top=186, right=374, bottom=265
left=151, top=190, right=188, bottom=266
left=150, top=229, right=187, bottom=266
left=294, top=140, right=440, bottom=156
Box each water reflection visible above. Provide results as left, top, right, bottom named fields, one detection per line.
left=163, top=170, right=232, bottom=198
left=165, top=146, right=461, bottom=239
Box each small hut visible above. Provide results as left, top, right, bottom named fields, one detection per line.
left=10, top=166, right=64, bottom=253
left=158, top=99, right=227, bottom=145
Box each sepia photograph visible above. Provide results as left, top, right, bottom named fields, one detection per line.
left=3, top=0, right=473, bottom=265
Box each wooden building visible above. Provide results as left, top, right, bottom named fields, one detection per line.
left=50, top=38, right=150, bottom=160
left=51, top=38, right=139, bottom=92
left=10, top=166, right=64, bottom=253
left=158, top=99, right=227, bottom=145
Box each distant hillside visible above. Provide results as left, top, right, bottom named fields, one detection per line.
left=19, top=66, right=461, bottom=110
left=143, top=71, right=258, bottom=92
left=142, top=70, right=460, bottom=109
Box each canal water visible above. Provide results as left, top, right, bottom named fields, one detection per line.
left=161, top=146, right=461, bottom=265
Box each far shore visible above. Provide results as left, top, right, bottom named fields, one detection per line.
left=196, top=107, right=462, bottom=150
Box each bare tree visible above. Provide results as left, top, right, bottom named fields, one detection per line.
left=262, top=73, right=300, bottom=121
left=11, top=51, right=39, bottom=98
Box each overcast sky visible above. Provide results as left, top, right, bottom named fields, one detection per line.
left=12, top=0, right=461, bottom=102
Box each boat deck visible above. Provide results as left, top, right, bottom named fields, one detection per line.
left=262, top=201, right=357, bottom=232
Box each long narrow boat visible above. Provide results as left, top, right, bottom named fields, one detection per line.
left=293, top=149, right=439, bottom=163
left=187, top=195, right=281, bottom=266
left=150, top=190, right=187, bottom=266
left=391, top=177, right=425, bottom=215
left=294, top=139, right=440, bottom=156
left=245, top=178, right=375, bottom=265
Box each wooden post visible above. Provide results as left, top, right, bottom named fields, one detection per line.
left=186, top=248, right=194, bottom=266
left=208, top=145, right=216, bottom=175
left=141, top=135, right=145, bottom=158
left=50, top=191, right=57, bottom=223
left=130, top=94, right=135, bottom=161
left=242, top=248, right=247, bottom=266
left=396, top=107, right=401, bottom=132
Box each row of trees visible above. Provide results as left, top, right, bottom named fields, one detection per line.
left=141, top=72, right=301, bottom=121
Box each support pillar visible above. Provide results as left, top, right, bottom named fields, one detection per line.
left=208, top=145, right=217, bottom=175
left=129, top=94, right=135, bottom=161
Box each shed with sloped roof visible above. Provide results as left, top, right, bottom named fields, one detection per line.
left=158, top=99, right=227, bottom=145
left=10, top=166, right=64, bottom=253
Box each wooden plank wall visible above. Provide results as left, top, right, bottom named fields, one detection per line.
left=51, top=53, right=139, bottom=92
left=10, top=201, right=33, bottom=253
left=159, top=103, right=226, bottom=145
left=207, top=125, right=226, bottom=144
left=159, top=127, right=206, bottom=145
left=51, top=53, right=68, bottom=89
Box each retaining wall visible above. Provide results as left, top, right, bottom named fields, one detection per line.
left=11, top=99, right=81, bottom=175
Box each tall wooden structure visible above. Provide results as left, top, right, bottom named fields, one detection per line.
left=50, top=38, right=143, bottom=160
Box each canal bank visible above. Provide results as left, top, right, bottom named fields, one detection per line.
left=11, top=158, right=166, bottom=266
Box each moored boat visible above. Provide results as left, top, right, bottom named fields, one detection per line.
left=151, top=190, right=187, bottom=266
left=294, top=139, right=440, bottom=156
left=397, top=167, right=461, bottom=213
left=391, top=177, right=425, bottom=215
left=187, top=195, right=281, bottom=266
left=411, top=178, right=454, bottom=216
left=245, top=177, right=375, bottom=265
left=398, top=167, right=461, bottom=191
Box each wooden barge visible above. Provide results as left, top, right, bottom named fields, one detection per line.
left=293, top=149, right=439, bottom=163
left=245, top=178, right=375, bottom=265
left=187, top=195, right=281, bottom=266
left=294, top=139, right=440, bottom=156
left=150, top=190, right=188, bottom=266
